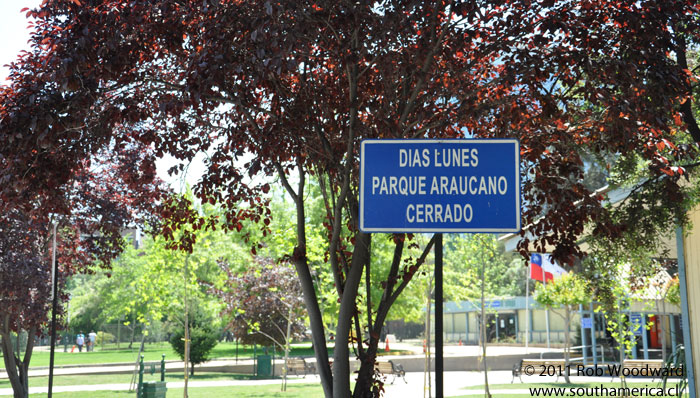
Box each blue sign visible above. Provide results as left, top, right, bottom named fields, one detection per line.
left=630, top=314, right=644, bottom=336
left=359, top=139, right=520, bottom=232
left=581, top=317, right=593, bottom=329
left=489, top=300, right=502, bottom=308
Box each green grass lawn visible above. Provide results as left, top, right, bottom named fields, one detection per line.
left=0, top=372, right=272, bottom=389
left=17, top=342, right=176, bottom=367
left=14, top=341, right=327, bottom=368
left=2, top=341, right=411, bottom=369
left=25, top=383, right=325, bottom=398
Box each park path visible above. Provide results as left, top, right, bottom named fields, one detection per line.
left=0, top=343, right=562, bottom=379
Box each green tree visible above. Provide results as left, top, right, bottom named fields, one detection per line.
left=169, top=302, right=219, bottom=376
left=67, top=194, right=250, bottom=341
left=444, top=234, right=523, bottom=301
left=534, top=273, right=591, bottom=383
left=582, top=236, right=658, bottom=390
left=66, top=274, right=107, bottom=336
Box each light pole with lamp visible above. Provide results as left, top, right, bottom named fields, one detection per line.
left=47, top=220, right=58, bottom=398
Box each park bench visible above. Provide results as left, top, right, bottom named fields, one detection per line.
left=512, top=359, right=567, bottom=383
left=376, top=360, right=406, bottom=384
left=286, top=357, right=316, bottom=377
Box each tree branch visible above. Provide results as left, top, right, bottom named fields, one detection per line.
left=389, top=235, right=437, bottom=305
left=274, top=162, right=298, bottom=203
left=397, top=11, right=450, bottom=130
left=675, top=34, right=700, bottom=142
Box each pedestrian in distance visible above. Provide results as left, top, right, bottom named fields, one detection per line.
left=76, top=333, right=85, bottom=352
left=88, top=331, right=97, bottom=352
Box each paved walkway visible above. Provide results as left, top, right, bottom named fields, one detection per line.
left=0, top=371, right=507, bottom=396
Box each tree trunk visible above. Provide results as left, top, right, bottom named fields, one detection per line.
left=352, top=343, right=379, bottom=398
left=117, top=317, right=122, bottom=349
left=333, top=232, right=370, bottom=398
left=352, top=287, right=398, bottom=397
left=128, top=322, right=136, bottom=349
left=1, top=336, right=27, bottom=398
left=282, top=305, right=293, bottom=392
left=293, top=257, right=332, bottom=396
left=0, top=324, right=35, bottom=398
left=281, top=166, right=333, bottom=398
left=618, top=309, right=627, bottom=390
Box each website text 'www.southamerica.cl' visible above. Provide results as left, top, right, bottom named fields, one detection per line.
left=530, top=385, right=684, bottom=397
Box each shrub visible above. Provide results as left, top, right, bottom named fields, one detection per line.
left=96, top=331, right=116, bottom=345
left=169, top=325, right=218, bottom=375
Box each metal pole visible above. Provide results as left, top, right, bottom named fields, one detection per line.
left=161, top=354, right=166, bottom=382
left=525, top=262, right=530, bottom=353
left=138, top=355, right=144, bottom=398
left=435, top=234, right=443, bottom=398
left=48, top=221, right=58, bottom=398
left=580, top=304, right=588, bottom=366
left=676, top=226, right=695, bottom=398
left=424, top=275, right=432, bottom=398
left=479, top=242, right=491, bottom=398
left=670, top=315, right=677, bottom=352
left=631, top=312, right=638, bottom=360
left=544, top=274, right=551, bottom=349
left=495, top=314, right=499, bottom=341
left=641, top=314, right=649, bottom=360
left=51, top=221, right=56, bottom=301
left=590, top=302, right=598, bottom=365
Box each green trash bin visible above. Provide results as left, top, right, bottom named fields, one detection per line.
left=257, top=354, right=272, bottom=377
left=142, top=381, right=167, bottom=398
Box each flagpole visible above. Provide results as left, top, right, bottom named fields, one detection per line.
left=544, top=270, right=551, bottom=349
left=525, top=260, right=530, bottom=353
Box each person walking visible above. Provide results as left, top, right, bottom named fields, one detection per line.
left=88, top=331, right=97, bottom=352
left=76, top=333, right=85, bottom=352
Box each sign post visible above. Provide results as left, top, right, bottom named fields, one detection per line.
left=435, top=234, right=443, bottom=397
left=360, top=139, right=520, bottom=396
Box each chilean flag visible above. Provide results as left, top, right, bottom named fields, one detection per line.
left=529, top=253, right=553, bottom=282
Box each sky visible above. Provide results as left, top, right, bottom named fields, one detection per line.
left=0, top=1, right=40, bottom=84
left=0, top=1, right=205, bottom=191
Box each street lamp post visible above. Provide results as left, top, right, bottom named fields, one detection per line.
left=48, top=221, right=58, bottom=398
